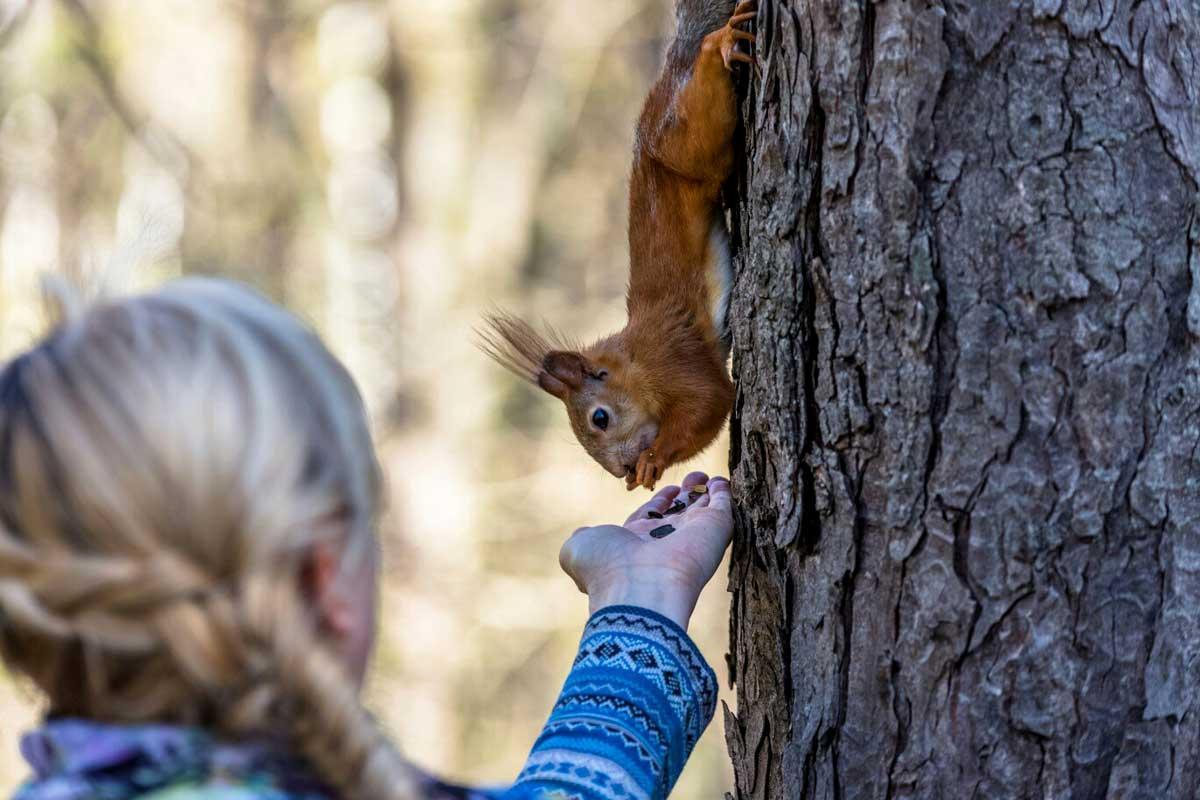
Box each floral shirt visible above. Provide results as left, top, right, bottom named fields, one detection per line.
left=13, top=607, right=717, bottom=800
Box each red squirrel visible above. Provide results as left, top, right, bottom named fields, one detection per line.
left=481, top=0, right=755, bottom=491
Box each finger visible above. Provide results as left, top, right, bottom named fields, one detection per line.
left=675, top=492, right=713, bottom=521
left=624, top=485, right=682, bottom=525
left=661, top=496, right=690, bottom=518
left=707, top=477, right=732, bottom=513
left=682, top=478, right=712, bottom=508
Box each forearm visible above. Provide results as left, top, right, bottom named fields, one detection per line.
left=500, top=606, right=718, bottom=800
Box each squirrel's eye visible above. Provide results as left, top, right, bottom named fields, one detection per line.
left=591, top=408, right=610, bottom=431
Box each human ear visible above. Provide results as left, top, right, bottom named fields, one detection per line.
left=301, top=539, right=355, bottom=638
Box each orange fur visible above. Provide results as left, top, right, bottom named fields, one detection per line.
left=480, top=2, right=754, bottom=490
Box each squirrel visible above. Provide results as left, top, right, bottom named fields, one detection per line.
left=481, top=0, right=756, bottom=491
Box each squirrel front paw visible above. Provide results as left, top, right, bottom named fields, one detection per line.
left=717, top=1, right=757, bottom=71
left=628, top=448, right=670, bottom=491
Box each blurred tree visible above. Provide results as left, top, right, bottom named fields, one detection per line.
left=0, top=1, right=738, bottom=795
left=725, top=2, right=1200, bottom=799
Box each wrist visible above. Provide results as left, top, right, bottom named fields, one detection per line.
left=588, top=572, right=701, bottom=630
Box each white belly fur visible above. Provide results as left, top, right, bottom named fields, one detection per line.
left=707, top=221, right=733, bottom=348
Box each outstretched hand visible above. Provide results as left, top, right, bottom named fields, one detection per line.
left=559, top=472, right=733, bottom=630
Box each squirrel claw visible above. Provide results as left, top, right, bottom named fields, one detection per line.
left=720, top=3, right=757, bottom=72
left=632, top=449, right=666, bottom=491
left=723, top=49, right=757, bottom=71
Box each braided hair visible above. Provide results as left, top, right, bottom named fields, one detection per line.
left=0, top=278, right=418, bottom=799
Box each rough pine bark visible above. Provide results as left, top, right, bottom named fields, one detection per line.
left=723, top=2, right=1200, bottom=798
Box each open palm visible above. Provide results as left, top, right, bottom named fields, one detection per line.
left=559, top=472, right=733, bottom=629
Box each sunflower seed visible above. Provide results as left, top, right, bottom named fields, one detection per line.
left=649, top=524, right=676, bottom=539
left=664, top=500, right=687, bottom=516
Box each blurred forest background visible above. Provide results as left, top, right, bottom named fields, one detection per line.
left=0, top=0, right=733, bottom=795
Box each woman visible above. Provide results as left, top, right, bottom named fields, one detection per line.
left=0, top=278, right=733, bottom=800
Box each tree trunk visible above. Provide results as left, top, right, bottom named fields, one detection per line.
left=724, top=3, right=1200, bottom=799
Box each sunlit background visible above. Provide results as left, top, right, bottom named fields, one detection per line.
left=0, top=0, right=734, bottom=796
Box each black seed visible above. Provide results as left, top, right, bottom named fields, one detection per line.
left=664, top=500, right=687, bottom=516
left=647, top=510, right=664, bottom=519
left=649, top=524, right=676, bottom=539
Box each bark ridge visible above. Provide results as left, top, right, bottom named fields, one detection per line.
left=725, top=2, right=1200, bottom=798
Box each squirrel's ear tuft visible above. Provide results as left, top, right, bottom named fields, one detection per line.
left=477, top=311, right=549, bottom=382
left=477, top=311, right=580, bottom=399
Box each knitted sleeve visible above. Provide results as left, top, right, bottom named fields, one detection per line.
left=497, top=605, right=719, bottom=800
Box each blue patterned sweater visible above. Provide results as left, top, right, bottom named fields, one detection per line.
left=13, top=606, right=718, bottom=800
left=503, top=606, right=718, bottom=799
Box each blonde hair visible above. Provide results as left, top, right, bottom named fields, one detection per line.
left=0, top=277, right=417, bottom=799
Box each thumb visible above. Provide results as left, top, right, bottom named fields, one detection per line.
left=558, top=528, right=589, bottom=592
left=559, top=525, right=627, bottom=592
